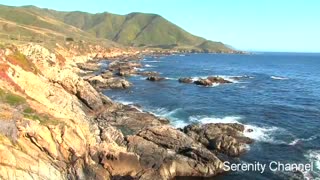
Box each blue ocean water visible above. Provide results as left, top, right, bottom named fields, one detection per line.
left=104, top=53, right=320, bottom=179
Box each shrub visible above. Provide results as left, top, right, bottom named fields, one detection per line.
left=65, top=37, right=74, bottom=42
left=0, top=88, right=26, bottom=106
left=6, top=51, right=41, bottom=74
left=23, top=106, right=34, bottom=114
left=5, top=93, right=26, bottom=106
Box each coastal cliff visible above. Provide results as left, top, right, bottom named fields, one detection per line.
left=0, top=43, right=252, bottom=179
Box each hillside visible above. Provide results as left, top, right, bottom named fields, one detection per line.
left=0, top=4, right=234, bottom=52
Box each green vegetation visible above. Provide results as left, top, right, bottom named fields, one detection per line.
left=0, top=88, right=5, bottom=96
left=0, top=89, right=58, bottom=125
left=0, top=4, right=233, bottom=52
left=23, top=106, right=34, bottom=114
left=22, top=105, right=60, bottom=126
left=5, top=93, right=26, bottom=105
left=6, top=50, right=41, bottom=74
left=23, top=110, right=60, bottom=126
left=197, top=40, right=232, bottom=53
left=0, top=88, right=26, bottom=106
left=0, top=43, right=6, bottom=49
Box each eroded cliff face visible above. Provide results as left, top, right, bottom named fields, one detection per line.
left=0, top=43, right=253, bottom=180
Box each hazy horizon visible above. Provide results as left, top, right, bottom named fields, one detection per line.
left=1, top=0, right=319, bottom=53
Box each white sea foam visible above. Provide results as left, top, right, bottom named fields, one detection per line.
left=289, top=135, right=319, bottom=146
left=243, top=125, right=281, bottom=143
left=115, top=99, right=134, bottom=105
left=190, top=77, right=226, bottom=87
left=145, top=107, right=187, bottom=127
left=271, top=76, right=289, bottom=80
left=171, top=120, right=189, bottom=128
left=145, top=64, right=156, bottom=67
left=157, top=108, right=181, bottom=117
left=115, top=100, right=134, bottom=105
left=190, top=75, right=252, bottom=84
left=143, top=60, right=160, bottom=63
left=189, top=115, right=242, bottom=124
left=165, top=77, right=178, bottom=80
left=217, top=75, right=240, bottom=83
left=134, top=67, right=145, bottom=71
left=306, top=150, right=320, bottom=170
left=188, top=115, right=283, bottom=143
left=304, top=150, right=320, bottom=178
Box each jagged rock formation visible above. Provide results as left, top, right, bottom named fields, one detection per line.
left=0, top=43, right=253, bottom=180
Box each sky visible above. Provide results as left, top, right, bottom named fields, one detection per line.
left=1, top=0, right=319, bottom=52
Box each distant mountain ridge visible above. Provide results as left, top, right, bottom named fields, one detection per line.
left=0, top=4, right=234, bottom=52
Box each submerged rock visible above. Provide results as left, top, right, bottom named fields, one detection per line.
left=207, top=76, right=232, bottom=84
left=178, top=77, right=193, bottom=83
left=194, top=76, right=232, bottom=86
left=116, top=68, right=137, bottom=77
left=146, top=76, right=165, bottom=81
left=194, top=78, right=213, bottom=86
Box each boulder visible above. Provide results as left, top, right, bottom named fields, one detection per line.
left=108, top=61, right=142, bottom=72
left=178, top=77, right=193, bottom=83
left=126, top=126, right=224, bottom=179
left=194, top=78, right=213, bottom=86
left=183, top=123, right=253, bottom=156
left=207, top=76, right=232, bottom=84
left=230, top=75, right=251, bottom=81
left=95, top=105, right=168, bottom=134
left=100, top=70, right=114, bottom=79
left=87, top=75, right=131, bottom=90
left=116, top=68, right=137, bottom=76
left=77, top=62, right=100, bottom=71
left=74, top=80, right=104, bottom=110
left=146, top=76, right=165, bottom=81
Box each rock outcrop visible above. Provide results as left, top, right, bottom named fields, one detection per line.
left=87, top=75, right=132, bottom=90
left=194, top=78, right=214, bottom=86
left=178, top=77, right=193, bottom=83
left=192, top=76, right=232, bottom=86
left=108, top=61, right=142, bottom=77
left=207, top=76, right=232, bottom=84
left=0, top=43, right=253, bottom=180
left=183, top=123, right=253, bottom=156
left=126, top=126, right=225, bottom=179
left=77, top=62, right=101, bottom=72
left=95, top=104, right=169, bottom=134
left=146, top=76, right=165, bottom=81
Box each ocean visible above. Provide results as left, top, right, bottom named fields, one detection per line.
left=103, top=53, right=320, bottom=180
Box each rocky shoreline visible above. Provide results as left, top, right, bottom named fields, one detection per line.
left=0, top=43, right=253, bottom=180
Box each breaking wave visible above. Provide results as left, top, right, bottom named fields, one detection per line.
left=271, top=76, right=289, bottom=80
left=188, top=115, right=285, bottom=143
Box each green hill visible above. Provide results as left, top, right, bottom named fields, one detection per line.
left=0, top=4, right=235, bottom=52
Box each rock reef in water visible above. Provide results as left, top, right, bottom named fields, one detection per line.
left=179, top=76, right=232, bottom=86
left=178, top=77, right=193, bottom=83
left=0, top=43, right=253, bottom=180
left=146, top=76, right=165, bottom=81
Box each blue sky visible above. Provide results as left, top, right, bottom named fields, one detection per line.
left=1, top=0, right=319, bottom=52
